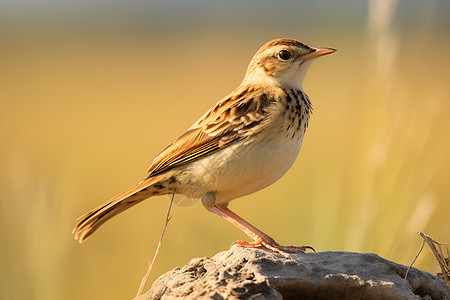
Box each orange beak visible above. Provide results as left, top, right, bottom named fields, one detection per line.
left=294, top=47, right=336, bottom=62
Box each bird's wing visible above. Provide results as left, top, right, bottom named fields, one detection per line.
left=146, top=87, right=276, bottom=176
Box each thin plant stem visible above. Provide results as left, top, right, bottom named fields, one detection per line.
left=136, top=194, right=174, bottom=297
left=405, top=239, right=425, bottom=281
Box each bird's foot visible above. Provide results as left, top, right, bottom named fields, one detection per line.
left=208, top=205, right=315, bottom=259
left=233, top=238, right=315, bottom=259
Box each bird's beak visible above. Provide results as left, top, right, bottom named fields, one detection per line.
left=294, top=47, right=336, bottom=62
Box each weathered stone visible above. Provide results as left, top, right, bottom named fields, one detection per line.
left=136, top=245, right=449, bottom=300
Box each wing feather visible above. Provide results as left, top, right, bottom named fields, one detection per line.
left=146, top=86, right=277, bottom=176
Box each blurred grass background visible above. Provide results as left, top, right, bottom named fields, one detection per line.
left=1, top=0, right=450, bottom=299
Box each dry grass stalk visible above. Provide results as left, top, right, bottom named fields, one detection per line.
left=407, top=232, right=450, bottom=287
left=136, top=195, right=174, bottom=297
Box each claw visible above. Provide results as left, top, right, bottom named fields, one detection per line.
left=210, top=205, right=314, bottom=259
left=234, top=238, right=314, bottom=259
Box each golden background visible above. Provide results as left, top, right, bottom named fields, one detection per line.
left=1, top=0, right=449, bottom=299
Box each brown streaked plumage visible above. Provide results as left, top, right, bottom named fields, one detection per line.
left=73, top=38, right=335, bottom=258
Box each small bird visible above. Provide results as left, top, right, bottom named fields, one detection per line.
left=73, top=38, right=335, bottom=258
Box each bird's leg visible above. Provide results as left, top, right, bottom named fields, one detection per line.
left=207, top=205, right=314, bottom=259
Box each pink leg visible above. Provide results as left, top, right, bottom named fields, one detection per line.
left=208, top=205, right=314, bottom=259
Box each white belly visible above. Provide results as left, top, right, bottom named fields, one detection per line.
left=179, top=129, right=304, bottom=204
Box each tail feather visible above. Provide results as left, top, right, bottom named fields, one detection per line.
left=73, top=176, right=167, bottom=242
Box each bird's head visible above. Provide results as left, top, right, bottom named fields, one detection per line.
left=243, top=38, right=336, bottom=89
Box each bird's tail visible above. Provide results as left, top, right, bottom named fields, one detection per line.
left=73, top=175, right=173, bottom=243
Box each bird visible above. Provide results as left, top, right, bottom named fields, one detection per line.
left=73, top=38, right=335, bottom=259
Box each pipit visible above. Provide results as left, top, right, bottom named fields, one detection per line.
left=73, top=38, right=335, bottom=258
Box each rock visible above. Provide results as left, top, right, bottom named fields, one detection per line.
left=136, top=245, right=449, bottom=300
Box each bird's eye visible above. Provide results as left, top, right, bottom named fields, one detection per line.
left=277, top=50, right=291, bottom=60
